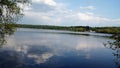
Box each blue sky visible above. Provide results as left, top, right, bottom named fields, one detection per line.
left=20, top=0, right=120, bottom=26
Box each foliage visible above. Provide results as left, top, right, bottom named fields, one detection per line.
left=15, top=24, right=120, bottom=34
left=94, top=27, right=120, bottom=34
left=15, top=24, right=92, bottom=32
left=0, top=0, right=29, bottom=34
left=0, top=0, right=29, bottom=46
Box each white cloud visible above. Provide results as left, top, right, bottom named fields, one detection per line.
left=32, top=0, right=56, bottom=6
left=25, top=11, right=51, bottom=20
left=24, top=6, right=32, bottom=11
left=17, top=3, right=32, bottom=11
left=42, top=0, right=56, bottom=6
left=85, top=12, right=94, bottom=15
left=112, top=19, right=120, bottom=23
left=80, top=6, right=95, bottom=10
left=31, top=0, right=41, bottom=3
left=78, top=12, right=92, bottom=21
left=24, top=11, right=62, bottom=25
left=77, top=12, right=110, bottom=22
left=22, top=0, right=120, bottom=26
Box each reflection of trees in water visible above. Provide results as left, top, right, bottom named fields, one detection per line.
left=0, top=27, right=15, bottom=47
left=0, top=33, right=5, bottom=46
left=104, top=34, right=120, bottom=68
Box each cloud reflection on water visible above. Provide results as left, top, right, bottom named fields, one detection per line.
left=1, top=29, right=111, bottom=66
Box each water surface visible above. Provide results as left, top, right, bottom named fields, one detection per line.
left=0, top=29, right=118, bottom=68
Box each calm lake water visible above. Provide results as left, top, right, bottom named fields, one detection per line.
left=0, top=28, right=119, bottom=68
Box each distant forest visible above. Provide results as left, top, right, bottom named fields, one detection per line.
left=14, top=24, right=120, bottom=34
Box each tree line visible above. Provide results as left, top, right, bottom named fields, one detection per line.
left=14, top=24, right=120, bottom=34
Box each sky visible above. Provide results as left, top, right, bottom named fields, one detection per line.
left=20, top=0, right=120, bottom=27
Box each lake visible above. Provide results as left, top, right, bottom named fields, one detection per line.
left=0, top=28, right=119, bottom=68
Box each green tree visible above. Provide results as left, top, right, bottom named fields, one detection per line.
left=0, top=0, right=29, bottom=46
left=0, top=0, right=29, bottom=34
